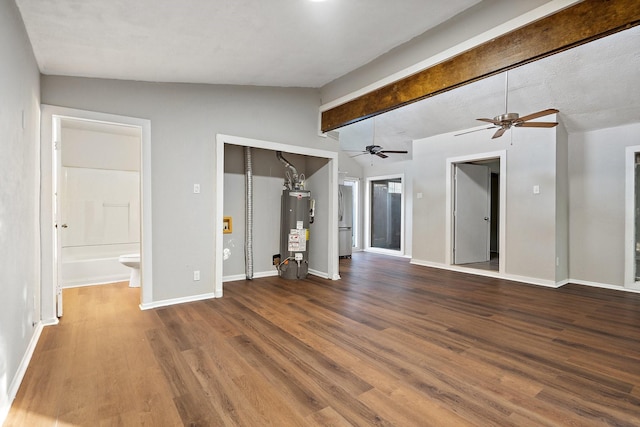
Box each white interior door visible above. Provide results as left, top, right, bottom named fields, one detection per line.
left=454, top=163, right=491, bottom=264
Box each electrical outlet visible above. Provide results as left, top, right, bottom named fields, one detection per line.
left=193, top=270, right=200, bottom=281
left=193, top=184, right=200, bottom=194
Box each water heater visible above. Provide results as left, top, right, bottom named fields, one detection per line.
left=275, top=151, right=313, bottom=280
left=279, top=189, right=311, bottom=280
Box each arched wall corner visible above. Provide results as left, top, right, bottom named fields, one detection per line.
left=40, top=105, right=153, bottom=319
left=215, top=133, right=340, bottom=295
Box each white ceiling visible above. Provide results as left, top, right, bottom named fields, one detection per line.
left=15, top=0, right=480, bottom=87
left=14, top=0, right=640, bottom=164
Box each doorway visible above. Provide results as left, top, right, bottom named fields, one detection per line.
left=453, top=160, right=500, bottom=271
left=215, top=134, right=340, bottom=294
left=366, top=175, right=404, bottom=255
left=342, top=178, right=359, bottom=251
left=446, top=151, right=506, bottom=275
left=57, top=119, right=141, bottom=291
left=40, top=105, right=152, bottom=322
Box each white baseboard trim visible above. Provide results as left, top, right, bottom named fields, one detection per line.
left=569, top=279, right=640, bottom=294
left=410, top=258, right=561, bottom=288
left=41, top=317, right=59, bottom=327
left=140, top=292, right=218, bottom=310
left=223, top=270, right=279, bottom=282
left=62, top=274, right=129, bottom=289
left=309, top=269, right=330, bottom=279
left=409, top=259, right=640, bottom=293
left=63, top=277, right=129, bottom=289
left=2, top=321, right=46, bottom=425
left=365, top=248, right=406, bottom=257
left=224, top=269, right=331, bottom=281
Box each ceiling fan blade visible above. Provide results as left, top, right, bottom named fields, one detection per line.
left=455, top=126, right=495, bottom=136
left=517, top=108, right=559, bottom=123
left=515, top=121, right=558, bottom=128
left=349, top=152, right=368, bottom=158
left=379, top=150, right=408, bottom=154
left=375, top=152, right=388, bottom=159
left=477, top=118, right=500, bottom=124
left=492, top=128, right=507, bottom=139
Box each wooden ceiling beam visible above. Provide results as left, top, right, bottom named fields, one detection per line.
left=320, top=0, right=640, bottom=133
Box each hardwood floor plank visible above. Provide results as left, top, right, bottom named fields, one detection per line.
left=6, top=254, right=640, bottom=426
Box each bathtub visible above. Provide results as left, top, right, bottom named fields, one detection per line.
left=61, top=243, right=139, bottom=288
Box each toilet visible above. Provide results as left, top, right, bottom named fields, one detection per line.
left=118, top=253, right=141, bottom=288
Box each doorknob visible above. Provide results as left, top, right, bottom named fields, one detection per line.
left=484, top=217, right=489, bottom=221
left=61, top=224, right=68, bottom=228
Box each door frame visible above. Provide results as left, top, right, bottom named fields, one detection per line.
left=624, top=145, right=640, bottom=289
left=364, top=174, right=405, bottom=256
left=342, top=177, right=360, bottom=251
left=40, top=105, right=152, bottom=322
left=215, top=134, right=340, bottom=294
left=446, top=151, right=506, bottom=274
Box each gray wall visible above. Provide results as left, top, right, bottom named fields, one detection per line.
left=569, top=123, right=640, bottom=286
left=42, top=76, right=337, bottom=302
left=223, top=147, right=308, bottom=278
left=411, top=126, right=559, bottom=282
left=223, top=146, right=331, bottom=279
left=0, top=0, right=41, bottom=416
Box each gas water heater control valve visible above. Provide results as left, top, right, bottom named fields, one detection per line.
left=295, top=253, right=303, bottom=261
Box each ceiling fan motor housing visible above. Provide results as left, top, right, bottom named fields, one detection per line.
left=495, top=112, right=520, bottom=126
left=365, top=145, right=382, bottom=154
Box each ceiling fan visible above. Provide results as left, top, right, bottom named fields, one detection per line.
left=349, top=118, right=409, bottom=159
left=457, top=71, right=559, bottom=139
left=352, top=144, right=408, bottom=159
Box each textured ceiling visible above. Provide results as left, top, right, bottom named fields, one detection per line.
left=13, top=0, right=640, bottom=165
left=15, top=0, right=480, bottom=87
left=338, top=25, right=640, bottom=163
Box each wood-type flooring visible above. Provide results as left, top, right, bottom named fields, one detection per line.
left=6, top=252, right=640, bottom=426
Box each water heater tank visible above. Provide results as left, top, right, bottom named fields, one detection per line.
left=279, top=189, right=310, bottom=279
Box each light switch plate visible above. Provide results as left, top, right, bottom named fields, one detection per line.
left=193, top=184, right=200, bottom=194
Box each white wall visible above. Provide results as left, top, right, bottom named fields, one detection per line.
left=569, top=123, right=640, bottom=287
left=411, top=125, right=561, bottom=283
left=41, top=76, right=337, bottom=303
left=61, top=125, right=140, bottom=171
left=0, top=0, right=41, bottom=420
